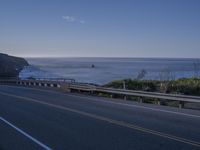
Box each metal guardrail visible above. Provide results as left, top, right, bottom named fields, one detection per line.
left=95, top=87, right=200, bottom=103
left=25, top=78, right=76, bottom=83
left=0, top=79, right=200, bottom=108
left=68, top=84, right=200, bottom=103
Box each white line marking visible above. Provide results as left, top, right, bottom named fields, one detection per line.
left=69, top=94, right=200, bottom=118
left=0, top=117, right=52, bottom=150
left=1, top=85, right=200, bottom=118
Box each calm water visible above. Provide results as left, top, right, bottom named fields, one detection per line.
left=19, top=57, right=199, bottom=85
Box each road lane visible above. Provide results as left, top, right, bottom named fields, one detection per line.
left=1, top=85, right=200, bottom=117
left=0, top=85, right=200, bottom=150
left=1, top=85, right=200, bottom=141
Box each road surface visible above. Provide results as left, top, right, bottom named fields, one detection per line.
left=0, top=85, right=200, bottom=150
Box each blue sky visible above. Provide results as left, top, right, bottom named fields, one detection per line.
left=0, top=0, right=200, bottom=58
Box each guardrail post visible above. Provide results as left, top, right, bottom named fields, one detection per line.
left=139, top=97, right=143, bottom=103
left=157, top=100, right=161, bottom=105
left=123, top=81, right=127, bottom=100
left=179, top=101, right=184, bottom=108
left=123, top=81, right=126, bottom=90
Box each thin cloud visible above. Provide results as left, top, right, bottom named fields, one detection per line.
left=80, top=20, right=86, bottom=24
left=62, top=16, right=75, bottom=22
left=62, top=16, right=85, bottom=24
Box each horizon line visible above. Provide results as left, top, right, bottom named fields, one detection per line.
left=3, top=53, right=200, bottom=59
left=23, top=56, right=200, bottom=59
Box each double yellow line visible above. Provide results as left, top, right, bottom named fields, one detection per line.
left=0, top=91, right=199, bottom=148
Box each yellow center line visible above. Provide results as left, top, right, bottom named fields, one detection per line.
left=0, top=91, right=200, bottom=147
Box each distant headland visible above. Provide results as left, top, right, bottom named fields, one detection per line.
left=0, top=53, right=29, bottom=78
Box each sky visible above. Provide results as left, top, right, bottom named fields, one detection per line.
left=0, top=0, right=200, bottom=58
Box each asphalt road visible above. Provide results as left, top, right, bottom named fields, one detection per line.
left=0, top=85, right=200, bottom=150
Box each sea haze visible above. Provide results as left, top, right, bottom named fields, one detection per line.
left=19, top=57, right=198, bottom=85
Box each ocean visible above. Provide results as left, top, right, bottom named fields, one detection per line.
left=19, top=57, right=199, bottom=85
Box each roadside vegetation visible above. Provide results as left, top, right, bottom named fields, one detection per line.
left=98, top=77, right=200, bottom=109
left=105, top=77, right=200, bottom=96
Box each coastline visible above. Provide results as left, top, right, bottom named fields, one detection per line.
left=0, top=53, right=29, bottom=79
left=19, top=57, right=199, bottom=85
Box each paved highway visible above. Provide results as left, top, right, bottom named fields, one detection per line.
left=0, top=85, right=200, bottom=150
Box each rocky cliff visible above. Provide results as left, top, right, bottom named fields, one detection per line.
left=0, top=53, right=29, bottom=78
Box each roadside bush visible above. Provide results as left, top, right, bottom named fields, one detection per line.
left=105, top=78, right=200, bottom=96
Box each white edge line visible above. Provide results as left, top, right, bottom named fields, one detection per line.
left=1, top=85, right=200, bottom=118
left=69, top=94, right=200, bottom=118
left=0, top=117, right=52, bottom=150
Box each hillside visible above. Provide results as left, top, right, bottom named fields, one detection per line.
left=0, top=53, right=29, bottom=78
